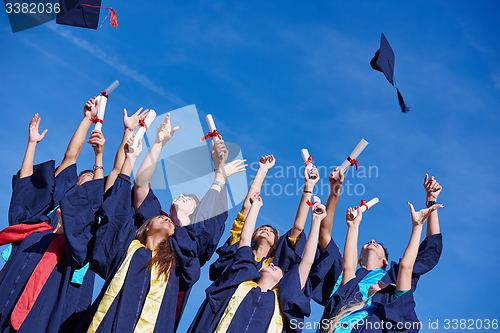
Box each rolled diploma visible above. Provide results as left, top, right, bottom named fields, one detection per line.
left=333, top=139, right=369, bottom=179
left=312, top=196, right=323, bottom=214
left=301, top=148, right=317, bottom=179
left=104, top=80, right=120, bottom=95
left=206, top=114, right=224, bottom=158
left=128, top=109, right=157, bottom=153
left=94, top=95, right=107, bottom=132
left=349, top=197, right=379, bottom=219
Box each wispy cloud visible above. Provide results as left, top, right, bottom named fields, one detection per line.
left=45, top=22, right=185, bottom=106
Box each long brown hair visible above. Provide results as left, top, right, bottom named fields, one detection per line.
left=135, top=216, right=176, bottom=282
left=252, top=224, right=280, bottom=258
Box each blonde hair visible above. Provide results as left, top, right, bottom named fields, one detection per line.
left=325, top=297, right=368, bottom=333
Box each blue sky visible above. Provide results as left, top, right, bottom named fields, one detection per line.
left=1, top=1, right=499, bottom=332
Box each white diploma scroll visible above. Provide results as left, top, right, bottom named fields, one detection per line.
left=128, top=109, right=157, bottom=153
left=333, top=139, right=369, bottom=180
left=311, top=196, right=323, bottom=214
left=93, top=80, right=120, bottom=132
left=205, top=114, right=224, bottom=158
left=349, top=197, right=379, bottom=219
left=301, top=148, right=317, bottom=179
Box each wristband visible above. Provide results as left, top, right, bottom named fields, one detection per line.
left=213, top=180, right=225, bottom=189
left=425, top=200, right=437, bottom=207
left=303, top=190, right=312, bottom=194
left=93, top=165, right=104, bottom=171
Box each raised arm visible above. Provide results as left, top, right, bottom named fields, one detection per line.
left=319, top=167, right=344, bottom=251
left=299, top=203, right=326, bottom=289
left=397, top=203, right=443, bottom=291
left=87, top=130, right=105, bottom=180
left=105, top=108, right=148, bottom=191
left=239, top=192, right=263, bottom=248
left=55, top=97, right=97, bottom=177
left=341, top=207, right=362, bottom=286
left=19, top=114, right=48, bottom=179
left=133, top=113, right=179, bottom=209
left=290, top=165, right=320, bottom=239
left=424, top=174, right=442, bottom=237
left=121, top=136, right=143, bottom=177
left=240, top=155, right=275, bottom=216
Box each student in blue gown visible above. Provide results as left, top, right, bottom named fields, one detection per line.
left=209, top=155, right=320, bottom=281
left=189, top=192, right=327, bottom=333
left=73, top=135, right=235, bottom=333
left=130, top=113, right=245, bottom=327
left=0, top=103, right=105, bottom=333
left=311, top=175, right=444, bottom=333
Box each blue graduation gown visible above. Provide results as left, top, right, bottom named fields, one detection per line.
left=132, top=186, right=229, bottom=330
left=76, top=176, right=215, bottom=333
left=209, top=228, right=307, bottom=282
left=188, top=246, right=312, bottom=333
left=311, top=234, right=442, bottom=333
left=0, top=171, right=100, bottom=333
left=8, top=161, right=78, bottom=228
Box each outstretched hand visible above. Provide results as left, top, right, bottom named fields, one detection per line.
left=408, top=202, right=443, bottom=227
left=123, top=107, right=149, bottom=132
left=28, top=113, right=48, bottom=143
left=156, top=113, right=179, bottom=146
left=249, top=191, right=263, bottom=207
left=329, top=166, right=344, bottom=196
left=125, top=134, right=142, bottom=158
left=83, top=97, right=98, bottom=118
left=346, top=207, right=362, bottom=227
left=88, top=130, right=105, bottom=156
left=223, top=159, right=247, bottom=177
left=424, top=174, right=442, bottom=201
left=259, top=155, right=276, bottom=171
left=305, top=165, right=320, bottom=185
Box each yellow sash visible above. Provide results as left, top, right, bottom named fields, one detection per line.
left=87, top=240, right=169, bottom=333
left=215, top=280, right=284, bottom=333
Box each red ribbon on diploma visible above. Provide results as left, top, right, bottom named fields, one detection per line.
left=200, top=129, right=221, bottom=142
left=304, top=155, right=313, bottom=166
left=139, top=119, right=147, bottom=129
left=100, top=91, right=108, bottom=98
left=306, top=200, right=317, bottom=207
left=90, top=116, right=103, bottom=124
left=355, top=200, right=369, bottom=211
left=347, top=157, right=358, bottom=171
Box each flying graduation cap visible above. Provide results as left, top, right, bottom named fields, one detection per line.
left=56, top=0, right=117, bottom=29
left=370, top=33, right=409, bottom=113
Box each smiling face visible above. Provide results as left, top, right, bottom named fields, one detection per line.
left=259, top=263, right=283, bottom=285
left=252, top=225, right=277, bottom=247
left=170, top=194, right=198, bottom=226
left=147, top=214, right=176, bottom=238
left=359, top=240, right=389, bottom=269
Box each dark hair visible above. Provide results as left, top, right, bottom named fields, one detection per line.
left=377, top=241, right=389, bottom=270
left=135, top=216, right=176, bottom=282
left=252, top=225, right=280, bottom=258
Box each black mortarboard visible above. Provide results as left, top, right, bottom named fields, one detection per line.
left=56, top=0, right=117, bottom=29
left=370, top=33, right=410, bottom=113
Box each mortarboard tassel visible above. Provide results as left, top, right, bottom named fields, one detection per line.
left=397, top=88, right=410, bottom=113
left=81, top=4, right=118, bottom=27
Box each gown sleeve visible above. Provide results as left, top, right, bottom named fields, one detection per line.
left=382, top=233, right=443, bottom=291
left=90, top=175, right=136, bottom=279
left=272, top=229, right=305, bottom=273
left=133, top=188, right=163, bottom=223
left=309, top=238, right=343, bottom=306
left=370, top=286, right=419, bottom=332
left=8, top=160, right=55, bottom=225
left=190, top=186, right=228, bottom=267
left=278, top=265, right=312, bottom=333
left=60, top=178, right=104, bottom=269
